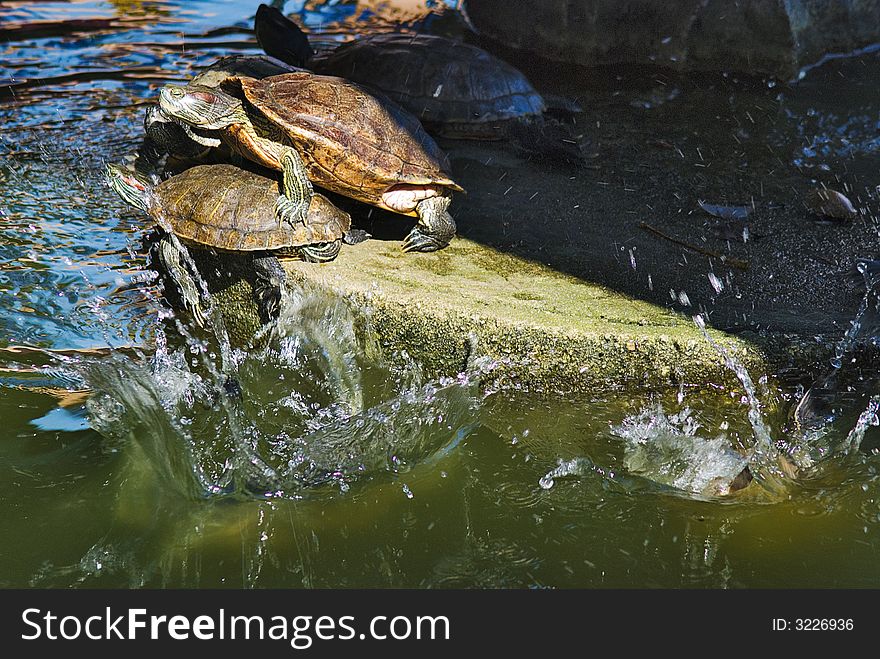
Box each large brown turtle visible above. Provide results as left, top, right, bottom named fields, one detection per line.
left=253, top=4, right=584, bottom=163
left=106, top=162, right=365, bottom=324
left=157, top=69, right=464, bottom=253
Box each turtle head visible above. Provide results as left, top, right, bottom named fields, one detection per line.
left=106, top=163, right=151, bottom=213
left=158, top=83, right=241, bottom=147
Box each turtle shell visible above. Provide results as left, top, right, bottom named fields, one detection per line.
left=228, top=71, right=463, bottom=212
left=191, top=54, right=302, bottom=89
left=153, top=164, right=351, bottom=252
left=311, top=34, right=547, bottom=132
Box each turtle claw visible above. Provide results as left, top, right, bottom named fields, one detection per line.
left=274, top=194, right=308, bottom=227
left=402, top=226, right=447, bottom=253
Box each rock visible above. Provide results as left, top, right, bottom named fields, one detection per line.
left=698, top=201, right=751, bottom=221
left=274, top=238, right=771, bottom=393
left=200, top=235, right=847, bottom=393
left=805, top=187, right=857, bottom=220
left=461, top=0, right=880, bottom=80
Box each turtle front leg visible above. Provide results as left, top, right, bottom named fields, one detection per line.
left=153, top=234, right=210, bottom=328
left=403, top=195, right=456, bottom=252
left=274, top=147, right=314, bottom=228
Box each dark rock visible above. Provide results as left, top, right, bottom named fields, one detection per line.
left=462, top=0, right=880, bottom=79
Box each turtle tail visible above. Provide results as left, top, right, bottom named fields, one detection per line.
left=254, top=3, right=314, bottom=68
left=504, top=118, right=587, bottom=166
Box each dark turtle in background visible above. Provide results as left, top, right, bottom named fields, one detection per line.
left=253, top=3, right=584, bottom=163
left=135, top=55, right=302, bottom=179
left=107, top=162, right=365, bottom=325
left=158, top=70, right=464, bottom=252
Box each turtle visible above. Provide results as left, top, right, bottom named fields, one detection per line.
left=135, top=55, right=302, bottom=179
left=157, top=69, right=464, bottom=252
left=106, top=162, right=365, bottom=325
left=253, top=3, right=585, bottom=163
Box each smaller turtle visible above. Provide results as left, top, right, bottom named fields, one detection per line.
left=254, top=3, right=585, bottom=163
left=106, top=162, right=366, bottom=325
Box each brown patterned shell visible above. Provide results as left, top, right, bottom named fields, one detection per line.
left=232, top=72, right=463, bottom=209
left=154, top=164, right=351, bottom=251
left=311, top=34, right=547, bottom=131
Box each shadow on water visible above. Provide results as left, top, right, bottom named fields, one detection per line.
left=3, top=0, right=880, bottom=588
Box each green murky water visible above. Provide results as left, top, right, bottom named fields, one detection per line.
left=3, top=0, right=880, bottom=589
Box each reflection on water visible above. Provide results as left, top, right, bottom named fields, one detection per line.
left=3, top=0, right=880, bottom=589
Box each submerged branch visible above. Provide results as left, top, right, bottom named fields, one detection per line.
left=639, top=221, right=750, bottom=271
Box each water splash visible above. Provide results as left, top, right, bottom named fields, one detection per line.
left=12, top=276, right=497, bottom=588
left=612, top=406, right=750, bottom=497
left=822, top=259, right=880, bottom=373
left=279, top=370, right=484, bottom=492
left=536, top=405, right=753, bottom=499
left=76, top=282, right=490, bottom=500
left=844, top=396, right=880, bottom=454
left=260, top=281, right=372, bottom=417
left=539, top=457, right=610, bottom=490
left=692, top=314, right=791, bottom=489
left=790, top=264, right=880, bottom=458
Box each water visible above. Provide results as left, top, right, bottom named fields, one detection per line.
left=4, top=0, right=880, bottom=589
